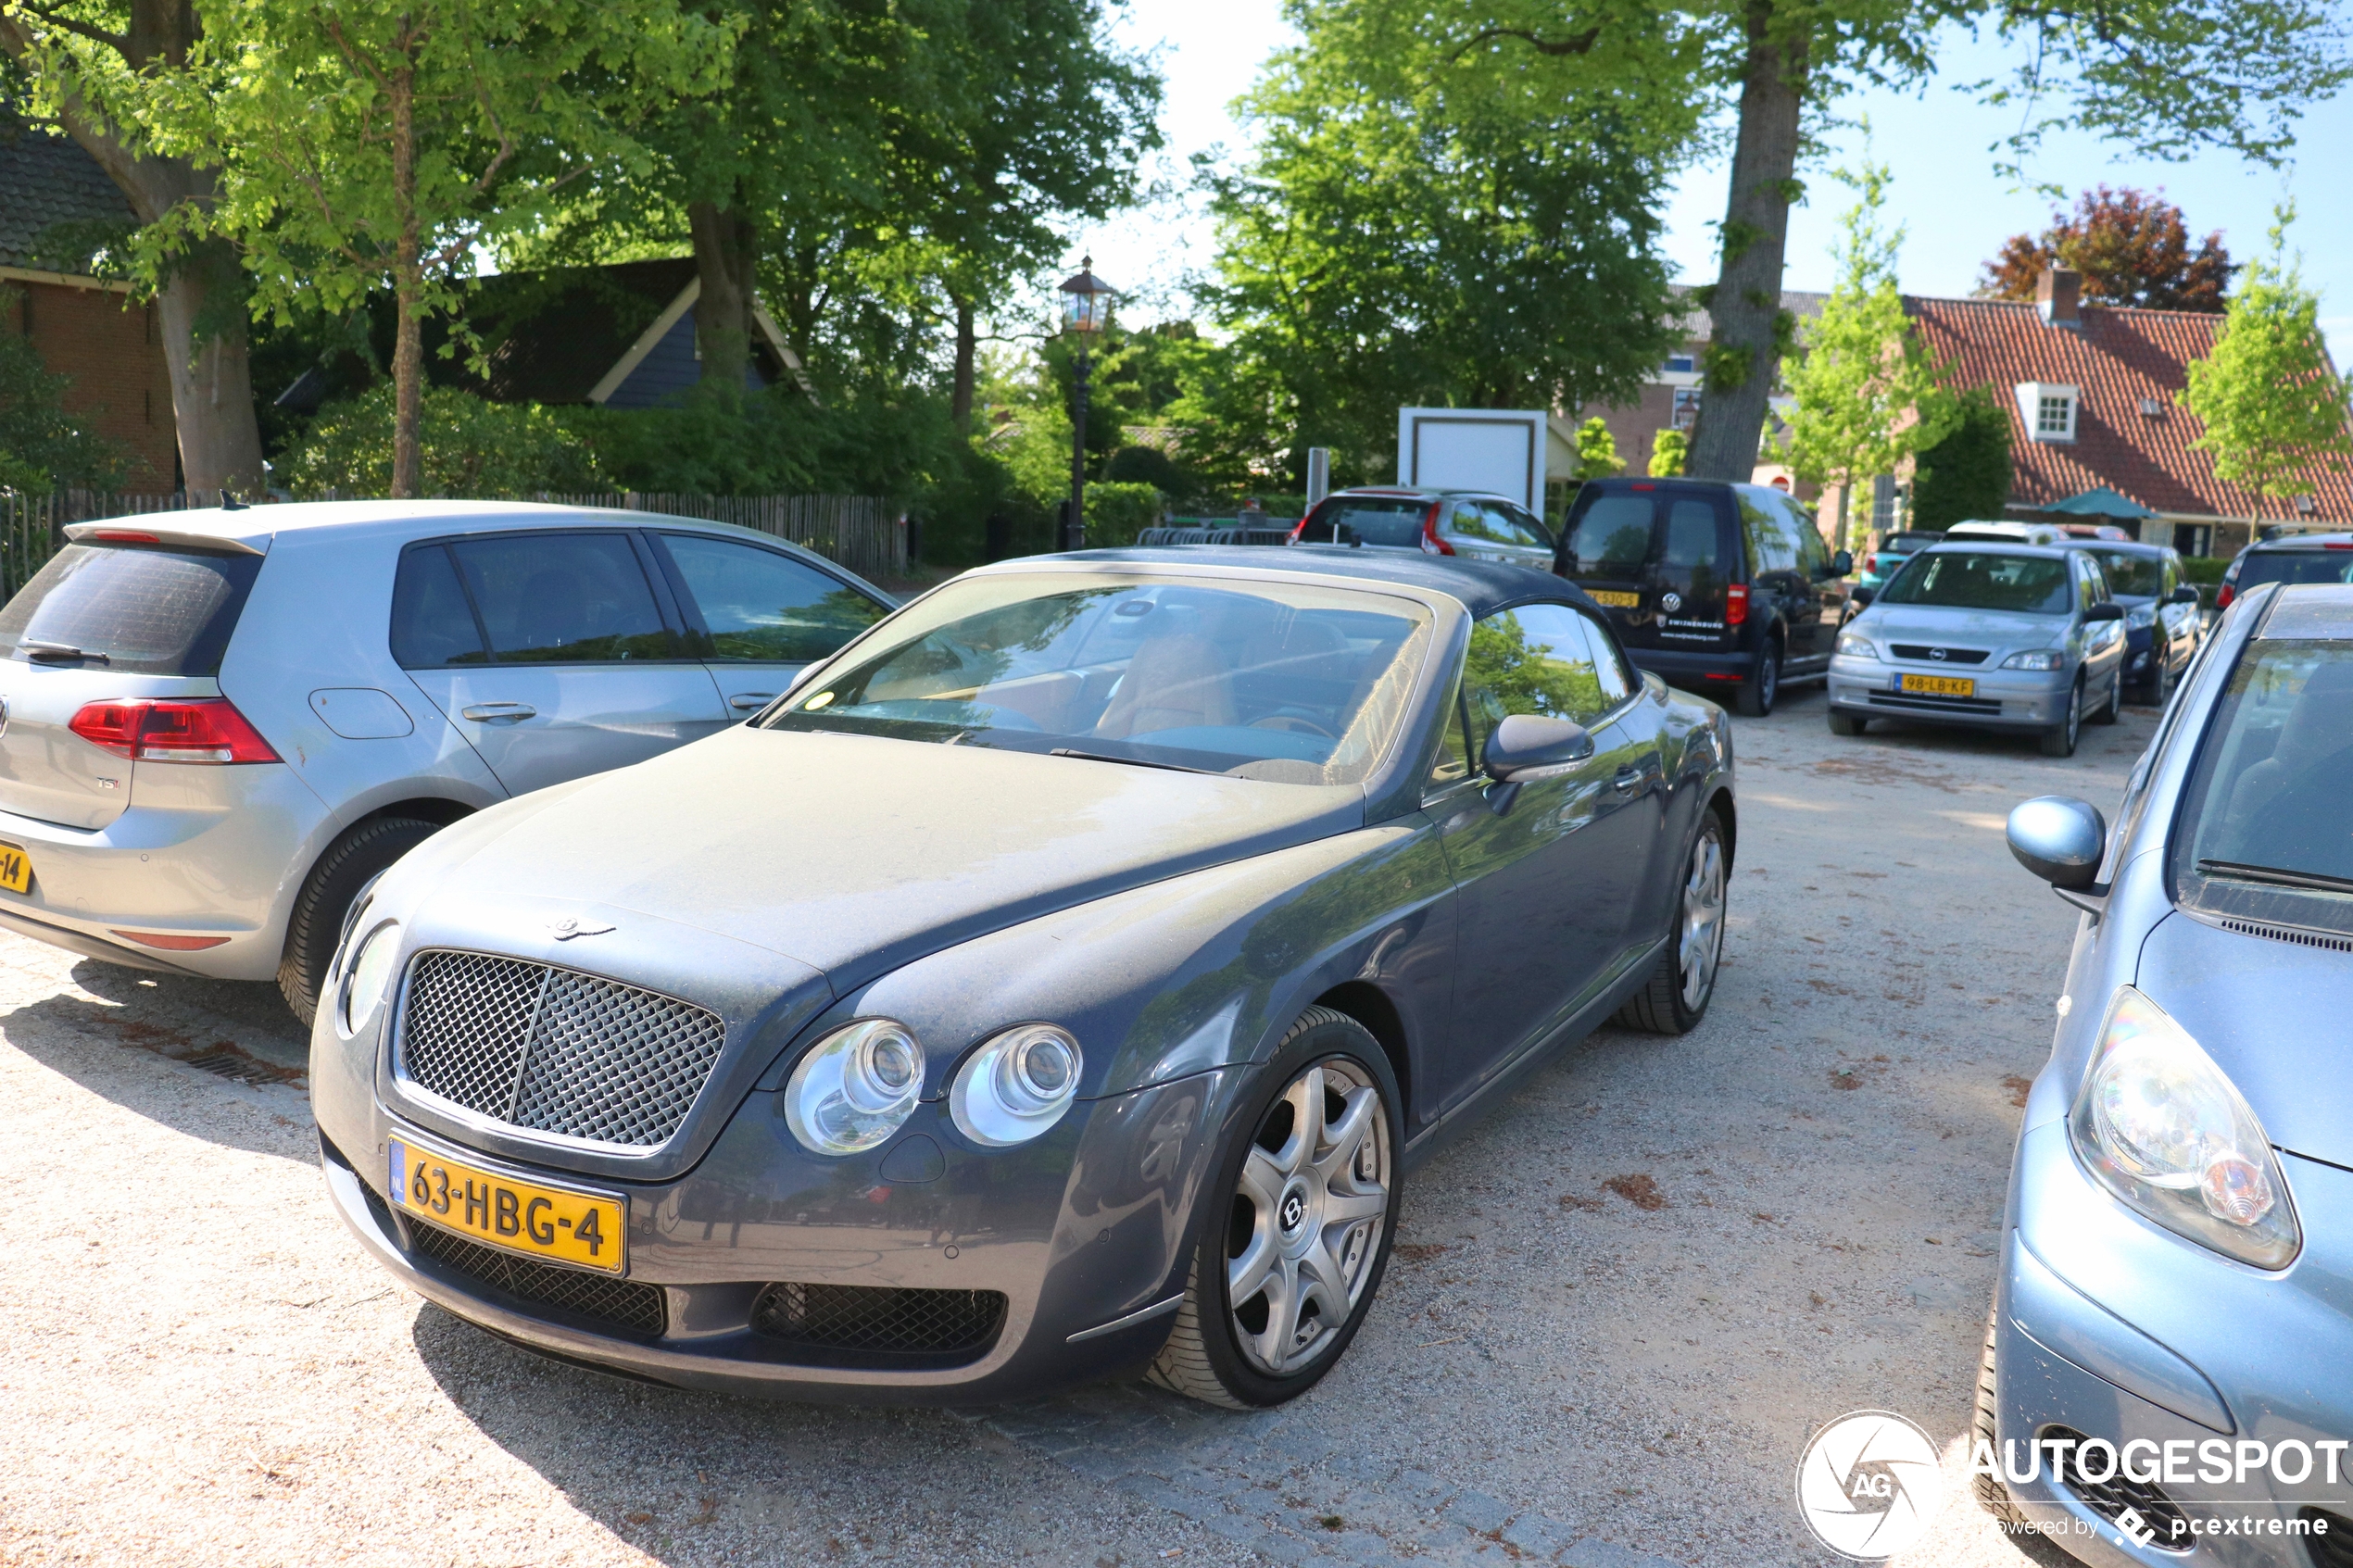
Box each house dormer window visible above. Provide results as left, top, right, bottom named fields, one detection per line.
left=2015, top=382, right=2079, bottom=443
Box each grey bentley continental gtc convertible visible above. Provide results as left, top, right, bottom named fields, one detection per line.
left=312, top=546, right=1736, bottom=1408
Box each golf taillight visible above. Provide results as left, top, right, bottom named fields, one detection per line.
left=1726, top=583, right=1750, bottom=625
left=1864, top=552, right=1878, bottom=573
left=69, top=698, right=283, bottom=764
left=2215, top=584, right=2235, bottom=609
left=1419, top=503, right=1453, bottom=557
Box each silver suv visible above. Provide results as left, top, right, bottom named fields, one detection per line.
left=0, top=500, right=892, bottom=1020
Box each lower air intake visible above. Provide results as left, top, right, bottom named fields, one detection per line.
left=409, top=1219, right=666, bottom=1338
left=2044, top=1425, right=2192, bottom=1552
left=752, top=1282, right=1007, bottom=1357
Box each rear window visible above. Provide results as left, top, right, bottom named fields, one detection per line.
left=1564, top=495, right=1655, bottom=575
left=1877, top=551, right=2072, bottom=614
left=2082, top=547, right=2167, bottom=596
left=0, top=543, right=262, bottom=676
left=2236, top=550, right=2353, bottom=593
left=1302, top=498, right=1431, bottom=549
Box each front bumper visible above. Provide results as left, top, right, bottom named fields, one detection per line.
left=1991, top=1119, right=2353, bottom=1563
left=1827, top=653, right=2071, bottom=730
left=318, top=1069, right=1239, bottom=1403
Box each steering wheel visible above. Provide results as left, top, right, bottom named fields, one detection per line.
left=1249, top=713, right=1335, bottom=739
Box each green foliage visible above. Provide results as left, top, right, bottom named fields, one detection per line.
left=1910, top=387, right=2014, bottom=531
left=572, top=383, right=959, bottom=498
left=1189, top=0, right=1705, bottom=484
left=1464, top=614, right=1604, bottom=728
left=2180, top=555, right=2230, bottom=581
left=0, top=294, right=130, bottom=494
left=277, top=385, right=605, bottom=497
left=2182, top=207, right=2353, bottom=518
left=1772, top=155, right=1955, bottom=545
left=1574, top=418, right=1624, bottom=481
left=1649, top=429, right=1690, bottom=478
left=1104, top=444, right=1191, bottom=493
left=1081, top=482, right=1164, bottom=547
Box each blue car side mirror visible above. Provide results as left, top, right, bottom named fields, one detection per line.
left=2085, top=601, right=2126, bottom=622
left=2171, top=583, right=2201, bottom=604
left=2007, top=795, right=2109, bottom=914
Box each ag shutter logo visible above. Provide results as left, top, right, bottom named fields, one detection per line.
left=1795, top=1410, right=1944, bottom=1560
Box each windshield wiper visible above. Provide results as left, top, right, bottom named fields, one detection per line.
left=2197, top=859, right=2353, bottom=896
left=20, top=641, right=108, bottom=665
left=1049, top=746, right=1218, bottom=775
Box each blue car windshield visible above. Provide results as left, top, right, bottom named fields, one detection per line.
left=2172, top=629, right=2353, bottom=935
left=1878, top=551, right=2072, bottom=614
left=765, top=572, right=1433, bottom=785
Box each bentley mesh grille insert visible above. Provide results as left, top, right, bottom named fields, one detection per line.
left=752, top=1282, right=1008, bottom=1357
left=397, top=950, right=725, bottom=1147
left=409, top=1219, right=666, bottom=1337
left=2042, top=1425, right=2192, bottom=1551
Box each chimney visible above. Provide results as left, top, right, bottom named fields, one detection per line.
left=2037, top=267, right=2082, bottom=329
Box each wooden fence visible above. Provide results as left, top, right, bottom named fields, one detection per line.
left=0, top=488, right=906, bottom=597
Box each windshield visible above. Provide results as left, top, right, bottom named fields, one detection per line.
left=2172, top=632, right=2353, bottom=935
left=0, top=543, right=262, bottom=675
left=2237, top=550, right=2353, bottom=592
left=1302, top=497, right=1429, bottom=549
left=2082, top=548, right=2166, bottom=596
left=1877, top=551, right=2071, bottom=614
left=764, top=572, right=1432, bottom=785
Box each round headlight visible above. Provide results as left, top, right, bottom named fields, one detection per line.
left=784, top=1020, right=924, bottom=1155
left=342, top=921, right=401, bottom=1035
left=951, top=1024, right=1083, bottom=1148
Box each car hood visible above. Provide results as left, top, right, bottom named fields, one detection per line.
left=1859, top=604, right=2071, bottom=651
left=2135, top=912, right=2353, bottom=1170
left=416, top=725, right=1365, bottom=992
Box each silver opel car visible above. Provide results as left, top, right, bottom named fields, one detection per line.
left=1827, top=542, right=2128, bottom=756
left=0, top=501, right=890, bottom=1019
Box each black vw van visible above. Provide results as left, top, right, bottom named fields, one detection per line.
left=1554, top=477, right=1852, bottom=716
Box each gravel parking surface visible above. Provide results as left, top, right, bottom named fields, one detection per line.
left=0, top=686, right=2158, bottom=1567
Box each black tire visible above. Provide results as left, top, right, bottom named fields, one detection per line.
left=1147, top=1007, right=1402, bottom=1409
left=1617, top=808, right=1729, bottom=1034
left=1734, top=636, right=1781, bottom=717
left=278, top=817, right=441, bottom=1026
left=1973, top=1301, right=2029, bottom=1526
left=1827, top=709, right=1868, bottom=736
left=2037, top=679, right=2082, bottom=758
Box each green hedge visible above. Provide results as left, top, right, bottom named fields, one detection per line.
left=1081, top=482, right=1164, bottom=547
left=2179, top=555, right=2230, bottom=583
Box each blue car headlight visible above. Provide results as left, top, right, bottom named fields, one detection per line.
left=784, top=1019, right=924, bottom=1155
left=2127, top=603, right=2158, bottom=629
left=2068, top=986, right=2299, bottom=1269
left=950, top=1024, right=1083, bottom=1148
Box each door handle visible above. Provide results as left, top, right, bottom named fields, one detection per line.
left=460, top=702, right=536, bottom=723
left=1613, top=766, right=1643, bottom=794
left=728, top=693, right=776, bottom=712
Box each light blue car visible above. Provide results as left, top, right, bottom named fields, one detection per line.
left=1986, top=580, right=2353, bottom=1562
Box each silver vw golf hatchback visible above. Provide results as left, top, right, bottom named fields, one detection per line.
left=0, top=500, right=891, bottom=1020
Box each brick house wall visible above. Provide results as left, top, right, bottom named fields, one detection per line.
left=10, top=276, right=179, bottom=489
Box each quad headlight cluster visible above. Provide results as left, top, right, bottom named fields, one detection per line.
left=341, top=919, right=402, bottom=1035
left=2069, top=986, right=2299, bottom=1269
left=783, top=1020, right=1083, bottom=1156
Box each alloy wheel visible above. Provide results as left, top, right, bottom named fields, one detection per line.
left=1225, top=1060, right=1391, bottom=1378
left=2065, top=683, right=2082, bottom=749
left=1679, top=830, right=1727, bottom=1010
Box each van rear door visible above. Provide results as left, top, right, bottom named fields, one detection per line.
left=0, top=542, right=264, bottom=829
left=1559, top=490, right=1659, bottom=646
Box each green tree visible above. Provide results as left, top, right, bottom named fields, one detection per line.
left=1649, top=428, right=1689, bottom=477
left=1193, top=0, right=1705, bottom=484
left=1910, top=386, right=2013, bottom=530
left=2182, top=207, right=2353, bottom=525
left=144, top=0, right=734, bottom=497
left=1574, top=417, right=1624, bottom=480
left=1771, top=157, right=1952, bottom=549
left=0, top=289, right=130, bottom=493
left=277, top=384, right=605, bottom=497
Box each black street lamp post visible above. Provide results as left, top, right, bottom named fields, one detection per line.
left=1058, top=257, right=1114, bottom=552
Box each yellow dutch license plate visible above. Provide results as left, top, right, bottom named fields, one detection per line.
left=388, top=1137, right=625, bottom=1274
left=1897, top=673, right=1976, bottom=698
left=0, top=842, right=29, bottom=893
left=1586, top=589, right=1642, bottom=608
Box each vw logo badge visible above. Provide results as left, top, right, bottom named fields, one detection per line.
left=1929, top=647, right=1947, bottom=661
left=1659, top=591, right=1683, bottom=613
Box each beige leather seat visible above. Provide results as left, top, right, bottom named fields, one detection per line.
left=1094, top=633, right=1236, bottom=738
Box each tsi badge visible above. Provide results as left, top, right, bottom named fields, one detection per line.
left=1795, top=1410, right=1944, bottom=1560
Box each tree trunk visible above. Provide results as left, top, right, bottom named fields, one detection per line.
left=0, top=7, right=267, bottom=497
left=689, top=199, right=757, bottom=390
left=950, top=295, right=975, bottom=435
left=1833, top=478, right=1851, bottom=552
left=389, top=66, right=423, bottom=499
left=1686, top=0, right=1807, bottom=483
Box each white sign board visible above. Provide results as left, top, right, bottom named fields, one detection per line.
left=1396, top=408, right=1547, bottom=513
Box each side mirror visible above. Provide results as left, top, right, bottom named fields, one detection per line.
left=1481, top=714, right=1593, bottom=814
left=2085, top=601, right=2125, bottom=622
left=1827, top=549, right=1854, bottom=579
left=2007, top=796, right=2109, bottom=913
left=2171, top=583, right=2201, bottom=604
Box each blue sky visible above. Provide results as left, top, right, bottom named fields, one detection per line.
left=1083, top=0, right=2353, bottom=369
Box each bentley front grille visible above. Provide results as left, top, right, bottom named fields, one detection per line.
left=397, top=949, right=725, bottom=1148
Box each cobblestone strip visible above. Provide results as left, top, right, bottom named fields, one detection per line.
left=954, top=1386, right=1692, bottom=1567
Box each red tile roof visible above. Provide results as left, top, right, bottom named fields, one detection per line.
left=1906, top=295, right=2353, bottom=523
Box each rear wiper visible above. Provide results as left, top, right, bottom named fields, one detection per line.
left=2197, top=859, right=2353, bottom=896
left=21, top=641, right=108, bottom=665
left=1049, top=746, right=1217, bottom=775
